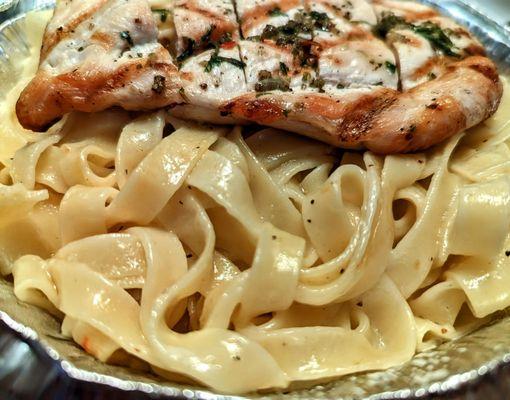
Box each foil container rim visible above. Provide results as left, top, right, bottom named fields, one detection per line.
left=1, top=1, right=510, bottom=399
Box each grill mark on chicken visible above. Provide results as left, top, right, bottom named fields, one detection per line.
left=173, top=0, right=240, bottom=55
left=238, top=0, right=301, bottom=38
left=17, top=0, right=184, bottom=131
left=16, top=0, right=504, bottom=155
left=372, top=0, right=439, bottom=21
left=41, top=0, right=109, bottom=60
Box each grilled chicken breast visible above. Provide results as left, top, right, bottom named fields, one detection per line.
left=17, top=0, right=503, bottom=153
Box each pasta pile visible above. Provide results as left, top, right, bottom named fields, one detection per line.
left=1, top=12, right=510, bottom=394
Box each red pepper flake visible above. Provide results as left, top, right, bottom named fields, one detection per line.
left=220, top=41, right=237, bottom=50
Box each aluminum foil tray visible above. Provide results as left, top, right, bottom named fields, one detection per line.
left=1, top=1, right=510, bottom=399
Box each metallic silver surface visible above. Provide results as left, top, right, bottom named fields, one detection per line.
left=0, top=1, right=510, bottom=399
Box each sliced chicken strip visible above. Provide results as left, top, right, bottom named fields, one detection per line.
left=41, top=0, right=108, bottom=59
left=386, top=28, right=441, bottom=91
left=319, top=38, right=399, bottom=90
left=372, top=3, right=483, bottom=91
left=372, top=0, right=439, bottom=21
left=170, top=0, right=247, bottom=123
left=170, top=46, right=248, bottom=123
left=173, top=0, right=239, bottom=56
left=304, top=0, right=376, bottom=47
left=301, top=0, right=396, bottom=91
left=236, top=0, right=321, bottom=94
left=427, top=16, right=485, bottom=57
left=17, top=0, right=183, bottom=132
left=235, top=0, right=305, bottom=38
left=222, top=56, right=502, bottom=153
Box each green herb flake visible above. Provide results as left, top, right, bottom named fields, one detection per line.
left=310, top=77, right=326, bottom=93
left=151, top=75, right=166, bottom=94
left=177, top=38, right=196, bottom=64
left=374, top=13, right=407, bottom=38
left=385, top=61, right=397, bottom=74
left=205, top=50, right=246, bottom=72
left=279, top=62, right=289, bottom=76
left=268, top=7, right=286, bottom=17
left=120, top=31, right=134, bottom=47
left=413, top=21, right=459, bottom=57
left=375, top=13, right=459, bottom=57
left=179, top=87, right=189, bottom=102
left=309, top=11, right=332, bottom=31
left=428, top=71, right=437, bottom=80
left=255, top=77, right=290, bottom=92
left=153, top=9, right=169, bottom=23
left=200, top=26, right=215, bottom=46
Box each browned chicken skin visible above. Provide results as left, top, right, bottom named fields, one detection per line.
left=16, top=0, right=503, bottom=153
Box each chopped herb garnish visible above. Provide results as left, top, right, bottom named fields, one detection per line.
left=413, top=21, right=459, bottom=57
left=179, top=87, right=189, bottom=102
left=120, top=31, right=134, bottom=47
left=375, top=13, right=459, bottom=57
left=258, top=70, right=272, bottom=80
left=153, top=9, right=169, bottom=23
left=77, top=46, right=84, bottom=52
left=248, top=11, right=332, bottom=67
left=279, top=62, right=289, bottom=76
left=310, top=77, right=325, bottom=92
left=200, top=26, right=215, bottom=47
left=374, top=13, right=407, bottom=38
left=336, top=82, right=345, bottom=89
left=255, top=77, right=290, bottom=92
left=205, top=49, right=246, bottom=72
left=385, top=61, right=397, bottom=74
left=268, top=7, right=286, bottom=17
left=152, top=75, right=166, bottom=94
left=309, top=11, right=332, bottom=31
left=177, top=38, right=196, bottom=64
left=218, top=31, right=233, bottom=45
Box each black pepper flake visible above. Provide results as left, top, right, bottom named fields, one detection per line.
left=232, top=355, right=241, bottom=361
left=340, top=268, right=345, bottom=274
left=186, top=254, right=193, bottom=258
left=505, top=250, right=510, bottom=257
left=200, top=83, right=208, bottom=90
left=179, top=200, right=184, bottom=205
left=310, top=199, right=315, bottom=204
left=307, top=219, right=312, bottom=223
left=77, top=46, right=84, bottom=52
left=357, top=301, right=363, bottom=307
left=426, top=103, right=438, bottom=109
left=272, top=235, right=277, bottom=240
left=151, top=75, right=166, bottom=94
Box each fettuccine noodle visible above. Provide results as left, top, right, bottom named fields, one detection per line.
left=1, top=11, right=510, bottom=394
